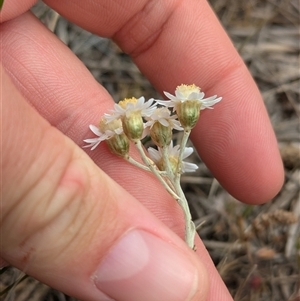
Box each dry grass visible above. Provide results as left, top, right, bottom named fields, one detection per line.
left=1, top=0, right=299, bottom=300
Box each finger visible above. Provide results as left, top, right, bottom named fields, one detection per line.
left=39, top=0, right=283, bottom=204
left=1, top=67, right=212, bottom=301
left=1, top=14, right=234, bottom=301
left=0, top=0, right=37, bottom=22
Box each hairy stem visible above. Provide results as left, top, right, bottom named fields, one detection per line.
left=135, top=140, right=180, bottom=200
left=124, top=155, right=151, bottom=172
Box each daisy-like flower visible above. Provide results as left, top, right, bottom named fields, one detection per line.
left=105, top=97, right=157, bottom=141
left=105, top=97, right=157, bottom=122
left=144, top=107, right=183, bottom=131
left=157, top=84, right=222, bottom=111
left=148, top=141, right=198, bottom=173
left=83, top=117, right=123, bottom=150
left=156, top=84, right=222, bottom=130
left=144, top=107, right=183, bottom=147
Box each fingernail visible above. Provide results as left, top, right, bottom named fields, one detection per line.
left=94, top=230, right=198, bottom=301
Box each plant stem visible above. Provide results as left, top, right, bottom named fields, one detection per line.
left=135, top=136, right=195, bottom=249
left=173, top=180, right=195, bottom=249
left=135, top=141, right=180, bottom=200
left=173, top=129, right=195, bottom=249
left=174, top=130, right=191, bottom=182
left=161, top=145, right=174, bottom=180
left=124, top=155, right=151, bottom=172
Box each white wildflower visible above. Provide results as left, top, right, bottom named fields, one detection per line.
left=144, top=107, right=183, bottom=131
left=104, top=97, right=157, bottom=141
left=83, top=117, right=123, bottom=150
left=156, top=84, right=222, bottom=130
left=148, top=142, right=198, bottom=173
left=156, top=84, right=222, bottom=111
left=105, top=97, right=157, bottom=122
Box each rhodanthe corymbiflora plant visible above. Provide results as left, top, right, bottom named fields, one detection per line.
left=84, top=84, right=222, bottom=249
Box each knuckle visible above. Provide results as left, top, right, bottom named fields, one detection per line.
left=1, top=147, right=93, bottom=264
left=113, top=0, right=180, bottom=57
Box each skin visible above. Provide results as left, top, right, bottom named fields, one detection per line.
left=0, top=0, right=284, bottom=300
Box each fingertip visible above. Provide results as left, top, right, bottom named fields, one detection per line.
left=229, top=159, right=284, bottom=205
left=0, top=0, right=38, bottom=23
left=190, top=65, right=285, bottom=205
left=94, top=230, right=209, bottom=301
left=241, top=152, right=284, bottom=205
left=195, top=121, right=285, bottom=205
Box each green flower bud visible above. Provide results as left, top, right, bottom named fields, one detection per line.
left=150, top=122, right=172, bottom=148
left=176, top=100, right=201, bottom=130
left=106, top=133, right=130, bottom=157
left=122, top=111, right=144, bottom=142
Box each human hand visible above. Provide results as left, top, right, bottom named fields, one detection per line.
left=0, top=1, right=284, bottom=301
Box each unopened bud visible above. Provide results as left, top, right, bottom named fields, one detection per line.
left=150, top=122, right=172, bottom=148
left=122, top=112, right=144, bottom=141
left=106, top=133, right=130, bottom=157
left=176, top=100, right=201, bottom=130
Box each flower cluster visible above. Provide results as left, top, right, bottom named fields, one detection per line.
left=83, top=84, right=222, bottom=249
left=84, top=84, right=221, bottom=173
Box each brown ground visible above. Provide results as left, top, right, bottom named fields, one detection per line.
left=1, top=0, right=299, bottom=300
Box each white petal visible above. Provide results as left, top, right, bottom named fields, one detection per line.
left=114, top=104, right=125, bottom=114
left=172, top=120, right=183, bottom=131
left=201, top=96, right=222, bottom=109
left=137, top=96, right=146, bottom=107
left=83, top=137, right=103, bottom=150
left=90, top=140, right=103, bottom=150
left=182, top=147, right=194, bottom=159
left=105, top=113, right=119, bottom=122
left=169, top=143, right=180, bottom=156
left=160, top=111, right=171, bottom=119
left=182, top=162, right=198, bottom=173
left=89, top=125, right=102, bottom=136
left=188, top=91, right=204, bottom=100
left=155, top=100, right=175, bottom=107
left=159, top=118, right=170, bottom=127
left=168, top=114, right=178, bottom=120
left=83, top=138, right=97, bottom=144
left=144, top=120, right=154, bottom=128
left=127, top=102, right=135, bottom=111
left=163, top=91, right=177, bottom=100
left=175, top=90, right=185, bottom=99
left=147, top=147, right=161, bottom=162
left=143, top=98, right=154, bottom=108
left=143, top=107, right=157, bottom=117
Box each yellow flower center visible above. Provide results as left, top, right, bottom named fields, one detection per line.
left=118, top=97, right=138, bottom=109
left=176, top=84, right=200, bottom=98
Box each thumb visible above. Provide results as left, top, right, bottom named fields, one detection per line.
left=1, top=69, right=209, bottom=301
